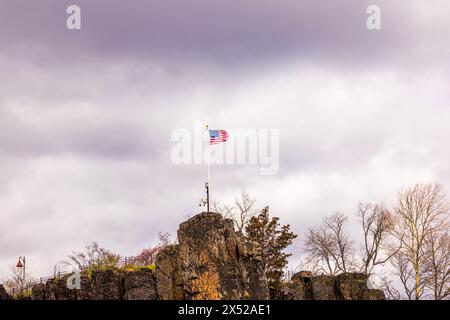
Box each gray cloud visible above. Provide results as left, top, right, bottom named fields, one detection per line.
left=1, top=0, right=449, bottom=70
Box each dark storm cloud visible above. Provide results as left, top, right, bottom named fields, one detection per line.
left=1, top=0, right=444, bottom=70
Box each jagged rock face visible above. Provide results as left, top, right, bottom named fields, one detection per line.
left=31, top=283, right=46, bottom=300
left=156, top=245, right=184, bottom=300
left=89, top=270, right=122, bottom=300
left=31, top=269, right=157, bottom=300
left=337, top=273, right=370, bottom=300
left=360, top=289, right=387, bottom=300
left=0, top=284, right=11, bottom=300
left=312, top=275, right=339, bottom=300
left=159, top=212, right=270, bottom=300
left=237, top=240, right=270, bottom=299
left=123, top=269, right=157, bottom=300
left=52, top=275, right=76, bottom=300
left=281, top=272, right=386, bottom=300
left=281, top=271, right=314, bottom=300
left=336, top=273, right=385, bottom=300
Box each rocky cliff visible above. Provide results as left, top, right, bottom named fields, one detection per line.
left=31, top=269, right=156, bottom=300
left=3, top=212, right=385, bottom=300
left=156, top=212, right=269, bottom=300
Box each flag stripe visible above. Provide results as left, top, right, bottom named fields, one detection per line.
left=209, top=129, right=228, bottom=145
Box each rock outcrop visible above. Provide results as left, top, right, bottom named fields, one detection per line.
left=123, top=269, right=157, bottom=300
left=31, top=269, right=157, bottom=300
left=157, top=212, right=269, bottom=300
left=281, top=271, right=386, bottom=300
left=13, top=212, right=386, bottom=300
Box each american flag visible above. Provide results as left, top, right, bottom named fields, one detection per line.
left=209, top=129, right=229, bottom=145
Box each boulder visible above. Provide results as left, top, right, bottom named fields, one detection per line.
left=361, top=289, right=386, bottom=300
left=31, top=283, right=46, bottom=300
left=43, top=278, right=57, bottom=300
left=336, top=273, right=368, bottom=300
left=336, top=273, right=385, bottom=300
left=311, top=275, right=339, bottom=300
left=123, top=269, right=157, bottom=300
left=56, top=275, right=78, bottom=300
left=89, top=270, right=122, bottom=300
left=281, top=271, right=313, bottom=300
left=78, top=273, right=94, bottom=300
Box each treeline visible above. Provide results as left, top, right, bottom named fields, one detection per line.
left=214, top=185, right=449, bottom=300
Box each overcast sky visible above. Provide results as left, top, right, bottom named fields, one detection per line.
left=1, top=0, right=449, bottom=280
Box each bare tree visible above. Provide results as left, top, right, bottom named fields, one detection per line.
left=304, top=212, right=355, bottom=275
left=131, top=232, right=173, bottom=266
left=52, top=263, right=60, bottom=278
left=304, top=224, right=339, bottom=275
left=212, top=201, right=235, bottom=220
left=423, top=230, right=450, bottom=299
left=213, top=190, right=256, bottom=234
left=158, top=232, right=172, bottom=246
left=325, top=212, right=356, bottom=273
left=3, top=266, right=36, bottom=298
left=358, top=203, right=398, bottom=276
left=380, top=276, right=401, bottom=300
left=390, top=184, right=449, bottom=300
left=391, top=247, right=418, bottom=299
left=62, top=242, right=121, bottom=272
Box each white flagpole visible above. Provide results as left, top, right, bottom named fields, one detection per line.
left=207, top=153, right=211, bottom=191
left=206, top=124, right=211, bottom=212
